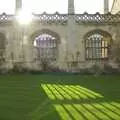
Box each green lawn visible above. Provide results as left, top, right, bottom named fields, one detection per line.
left=0, top=74, right=120, bottom=120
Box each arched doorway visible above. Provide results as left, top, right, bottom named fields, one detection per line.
left=32, top=29, right=60, bottom=61
left=84, top=30, right=112, bottom=60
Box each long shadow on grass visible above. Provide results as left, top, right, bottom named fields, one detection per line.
left=0, top=75, right=62, bottom=120
left=27, top=85, right=62, bottom=120
left=37, top=74, right=120, bottom=101
left=35, top=74, right=120, bottom=120
left=1, top=74, right=120, bottom=120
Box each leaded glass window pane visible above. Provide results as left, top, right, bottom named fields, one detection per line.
left=85, top=32, right=111, bottom=60
left=34, top=33, right=57, bottom=61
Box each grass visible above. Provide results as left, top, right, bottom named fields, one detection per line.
left=0, top=74, right=120, bottom=120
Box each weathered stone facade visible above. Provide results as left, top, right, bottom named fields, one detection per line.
left=0, top=0, right=120, bottom=71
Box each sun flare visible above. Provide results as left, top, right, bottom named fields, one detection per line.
left=16, top=8, right=33, bottom=25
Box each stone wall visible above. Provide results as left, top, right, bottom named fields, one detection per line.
left=0, top=13, right=120, bottom=71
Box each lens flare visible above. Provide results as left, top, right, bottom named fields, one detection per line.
left=16, top=8, right=33, bottom=25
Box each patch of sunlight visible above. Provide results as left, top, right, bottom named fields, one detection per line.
left=52, top=85, right=72, bottom=100
left=47, top=84, right=65, bottom=100
left=54, top=104, right=98, bottom=120
left=65, top=85, right=90, bottom=99
left=73, top=104, right=97, bottom=120
left=54, top=102, right=120, bottom=120
left=54, top=105, right=73, bottom=120
left=84, top=102, right=120, bottom=120
left=75, top=85, right=103, bottom=98
left=70, top=86, right=97, bottom=99
left=83, top=103, right=112, bottom=120
left=57, top=85, right=80, bottom=99
left=41, top=84, right=56, bottom=100
left=93, top=104, right=119, bottom=119
left=101, top=102, right=120, bottom=117
left=63, top=104, right=86, bottom=120
left=41, top=84, right=103, bottom=100
left=41, top=84, right=64, bottom=100
left=111, top=102, right=120, bottom=109
left=42, top=84, right=120, bottom=120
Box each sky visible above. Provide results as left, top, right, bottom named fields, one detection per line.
left=0, top=0, right=114, bottom=14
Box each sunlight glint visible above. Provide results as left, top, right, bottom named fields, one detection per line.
left=16, top=8, right=33, bottom=25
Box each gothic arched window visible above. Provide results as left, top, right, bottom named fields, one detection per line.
left=85, top=31, right=111, bottom=60
left=33, top=31, right=58, bottom=61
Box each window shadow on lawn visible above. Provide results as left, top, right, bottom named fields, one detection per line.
left=1, top=74, right=120, bottom=120
left=34, top=74, right=120, bottom=120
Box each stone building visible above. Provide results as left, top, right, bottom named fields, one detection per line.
left=0, top=0, right=120, bottom=71
left=111, top=0, right=120, bottom=14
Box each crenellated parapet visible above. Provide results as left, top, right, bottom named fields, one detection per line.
left=1, top=12, right=120, bottom=25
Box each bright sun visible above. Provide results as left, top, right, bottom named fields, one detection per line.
left=16, top=8, right=33, bottom=25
